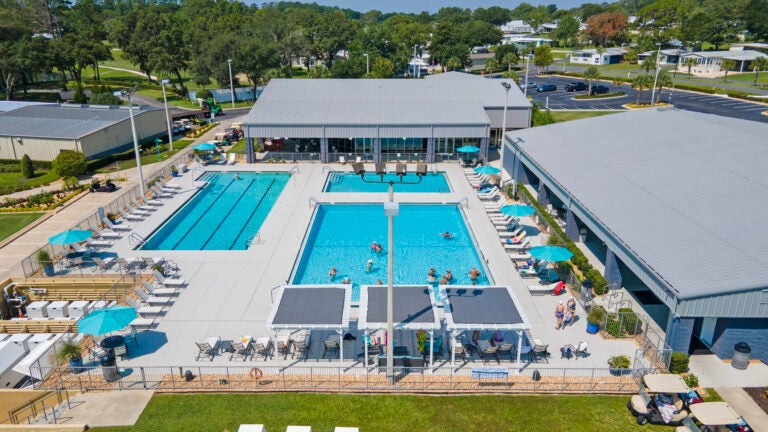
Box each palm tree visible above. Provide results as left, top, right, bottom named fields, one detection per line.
left=642, top=54, right=657, bottom=74
left=502, top=53, right=518, bottom=72
left=446, top=57, right=462, bottom=72
left=683, top=57, right=698, bottom=79
left=485, top=58, right=499, bottom=75
left=720, top=59, right=736, bottom=82
left=752, top=57, right=768, bottom=86
left=654, top=70, right=673, bottom=104
left=633, top=74, right=653, bottom=105
left=583, top=66, right=600, bottom=94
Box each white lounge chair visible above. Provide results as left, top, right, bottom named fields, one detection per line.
left=228, top=153, right=237, bottom=165
left=484, top=199, right=509, bottom=212
left=134, top=287, right=168, bottom=306
left=504, top=238, right=531, bottom=251
left=509, top=252, right=531, bottom=261
left=141, top=196, right=164, bottom=206
left=153, top=270, right=185, bottom=287
left=128, top=205, right=152, bottom=217
left=93, top=227, right=121, bottom=239
left=151, top=185, right=174, bottom=198
left=129, top=317, right=155, bottom=329
left=500, top=230, right=527, bottom=244
left=125, top=297, right=164, bottom=316
left=498, top=226, right=524, bottom=238
left=161, top=179, right=182, bottom=190
left=118, top=208, right=144, bottom=221
left=478, top=188, right=500, bottom=201
left=131, top=198, right=156, bottom=212
left=528, top=281, right=563, bottom=295
left=519, top=260, right=549, bottom=278
left=338, top=156, right=346, bottom=164
left=142, top=280, right=176, bottom=296
left=87, top=238, right=112, bottom=248
left=103, top=217, right=132, bottom=231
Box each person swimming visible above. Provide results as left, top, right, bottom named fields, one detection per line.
left=342, top=277, right=351, bottom=284
left=370, top=241, right=378, bottom=252
left=366, top=259, right=373, bottom=273
left=375, top=243, right=383, bottom=255
left=329, top=266, right=337, bottom=280
left=439, top=275, right=448, bottom=284
left=376, top=279, right=383, bottom=285
left=427, top=267, right=437, bottom=283
left=469, top=266, right=481, bottom=285
left=234, top=173, right=240, bottom=180
left=441, top=231, right=454, bottom=239
left=445, top=270, right=453, bottom=282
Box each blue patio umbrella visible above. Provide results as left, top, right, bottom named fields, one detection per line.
left=499, top=204, right=535, bottom=218
left=193, top=142, right=217, bottom=151
left=473, top=165, right=501, bottom=175
left=528, top=245, right=574, bottom=262
left=49, top=229, right=92, bottom=245
left=77, top=306, right=137, bottom=336
left=456, top=145, right=480, bottom=153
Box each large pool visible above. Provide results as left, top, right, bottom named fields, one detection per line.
left=292, top=204, right=490, bottom=300
left=324, top=172, right=450, bottom=193
left=141, top=172, right=289, bottom=250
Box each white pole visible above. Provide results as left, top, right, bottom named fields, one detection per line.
left=500, top=83, right=510, bottom=182
left=516, top=330, right=523, bottom=365
left=227, top=59, right=235, bottom=109
left=650, top=45, right=661, bottom=105
left=524, top=55, right=530, bottom=97
left=126, top=93, right=145, bottom=197
left=429, top=330, right=434, bottom=369
left=160, top=79, right=173, bottom=151
left=365, top=53, right=369, bottom=75
left=386, top=182, right=394, bottom=384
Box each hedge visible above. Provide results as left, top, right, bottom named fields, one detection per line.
left=605, top=308, right=640, bottom=337
left=514, top=182, right=609, bottom=295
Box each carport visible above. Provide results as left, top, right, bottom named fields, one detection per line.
left=266, top=285, right=352, bottom=363
left=441, top=286, right=531, bottom=367
left=357, top=285, right=441, bottom=368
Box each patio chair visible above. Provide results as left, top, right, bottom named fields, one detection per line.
left=153, top=269, right=185, bottom=287
left=89, top=343, right=106, bottom=361
left=91, top=257, right=115, bottom=273
left=102, top=217, right=132, bottom=231
left=322, top=339, right=340, bottom=359
left=451, top=342, right=468, bottom=364
left=228, top=153, right=237, bottom=165
left=531, top=344, right=550, bottom=363
left=141, top=280, right=176, bottom=296
left=134, top=286, right=168, bottom=306
left=504, top=238, right=531, bottom=252
left=123, top=326, right=139, bottom=348
left=118, top=207, right=144, bottom=221
left=150, top=185, right=174, bottom=198
left=497, top=343, right=516, bottom=362
left=160, top=179, right=182, bottom=190
left=276, top=338, right=291, bottom=360
left=566, top=341, right=589, bottom=360
left=498, top=226, right=524, bottom=238
left=87, top=238, right=112, bottom=248
left=125, top=297, right=164, bottom=316
left=230, top=341, right=253, bottom=361
left=195, top=342, right=215, bottom=361
left=141, top=196, right=164, bottom=206
left=93, top=227, right=122, bottom=239
left=131, top=198, right=156, bottom=213
left=128, top=204, right=152, bottom=217
left=478, top=345, right=500, bottom=364
left=292, top=339, right=310, bottom=360
left=253, top=340, right=272, bottom=360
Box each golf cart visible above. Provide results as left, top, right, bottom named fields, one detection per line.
left=678, top=402, right=752, bottom=432
left=628, top=373, right=691, bottom=426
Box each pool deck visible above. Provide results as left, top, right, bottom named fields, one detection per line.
left=107, top=162, right=637, bottom=370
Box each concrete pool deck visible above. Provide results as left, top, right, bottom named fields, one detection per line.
left=105, top=162, right=637, bottom=369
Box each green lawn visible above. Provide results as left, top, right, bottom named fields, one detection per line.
left=719, top=71, right=768, bottom=85
left=228, top=138, right=246, bottom=153
left=94, top=139, right=193, bottom=173
left=0, top=213, right=45, bottom=242
left=550, top=110, right=620, bottom=123
left=0, top=170, right=60, bottom=195
left=94, top=393, right=665, bottom=432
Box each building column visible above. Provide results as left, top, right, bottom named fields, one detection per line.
left=479, top=137, right=489, bottom=163
left=426, top=138, right=435, bottom=163
left=245, top=137, right=255, bottom=163
left=565, top=209, right=579, bottom=241
left=537, top=183, right=549, bottom=207
left=320, top=137, right=329, bottom=163
left=603, top=249, right=622, bottom=290
left=665, top=313, right=695, bottom=354
left=373, top=138, right=381, bottom=163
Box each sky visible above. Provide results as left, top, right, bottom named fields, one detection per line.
left=277, top=0, right=587, bottom=14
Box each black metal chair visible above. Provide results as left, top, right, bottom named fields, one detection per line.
left=496, top=343, right=516, bottom=362
left=322, top=339, right=340, bottom=359
left=531, top=344, right=550, bottom=363
left=479, top=346, right=500, bottom=364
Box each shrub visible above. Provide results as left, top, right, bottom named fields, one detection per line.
left=606, top=308, right=639, bottom=337
left=196, top=89, right=213, bottom=100
left=20, top=154, right=34, bottom=178
left=73, top=86, right=88, bottom=104
left=89, top=91, right=122, bottom=105
left=64, top=176, right=80, bottom=190
left=52, top=151, right=87, bottom=177
left=587, top=305, right=607, bottom=325
left=670, top=351, right=690, bottom=374
left=684, top=373, right=698, bottom=388
left=27, top=191, right=54, bottom=207
left=608, top=355, right=631, bottom=369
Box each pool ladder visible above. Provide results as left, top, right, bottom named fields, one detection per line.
left=457, top=196, right=469, bottom=209
left=129, top=232, right=146, bottom=246
left=309, top=196, right=320, bottom=208
left=245, top=231, right=262, bottom=249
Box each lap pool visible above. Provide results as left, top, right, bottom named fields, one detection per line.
left=324, top=172, right=450, bottom=193
left=141, top=172, right=289, bottom=250
left=291, top=204, right=490, bottom=300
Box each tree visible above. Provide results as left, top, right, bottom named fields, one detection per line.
left=745, top=0, right=768, bottom=40
left=552, top=13, right=580, bottom=47
left=654, top=70, right=672, bottom=104
left=531, top=103, right=555, bottom=126
left=305, top=10, right=358, bottom=68
left=370, top=57, right=394, bottom=78
left=584, top=11, right=628, bottom=46
left=533, top=45, right=554, bottom=72
left=583, top=66, right=600, bottom=94
left=721, top=59, right=736, bottom=82
left=501, top=70, right=519, bottom=80
left=632, top=74, right=653, bottom=104
left=683, top=57, right=698, bottom=78
left=307, top=64, right=331, bottom=78
left=20, top=154, right=34, bottom=179
left=501, top=52, right=518, bottom=72
left=494, top=44, right=519, bottom=70
left=641, top=53, right=657, bottom=74
left=752, top=56, right=768, bottom=86
left=446, top=57, right=462, bottom=71
left=484, top=57, right=499, bottom=74
left=52, top=151, right=87, bottom=178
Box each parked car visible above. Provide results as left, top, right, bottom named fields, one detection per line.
left=590, top=85, right=610, bottom=95
left=565, top=82, right=587, bottom=92
left=536, top=84, right=557, bottom=92
left=519, top=82, right=537, bottom=89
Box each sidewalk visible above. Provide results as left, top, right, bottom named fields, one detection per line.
left=715, top=387, right=768, bottom=431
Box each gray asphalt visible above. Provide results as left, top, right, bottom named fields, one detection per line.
left=526, top=75, right=768, bottom=123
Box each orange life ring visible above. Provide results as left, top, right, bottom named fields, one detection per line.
left=249, top=367, right=263, bottom=380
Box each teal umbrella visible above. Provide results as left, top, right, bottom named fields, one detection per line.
left=193, top=142, right=217, bottom=151
left=456, top=145, right=480, bottom=153
left=77, top=306, right=137, bottom=336
left=528, top=246, right=574, bottom=262
left=499, top=204, right=535, bottom=217
left=49, top=229, right=92, bottom=245
left=474, top=165, right=501, bottom=175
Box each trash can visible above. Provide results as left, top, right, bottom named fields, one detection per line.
left=100, top=353, right=119, bottom=382
left=732, top=342, right=751, bottom=370
left=581, top=279, right=593, bottom=299
left=579, top=228, right=587, bottom=242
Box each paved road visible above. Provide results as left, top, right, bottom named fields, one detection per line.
left=526, top=75, right=768, bottom=123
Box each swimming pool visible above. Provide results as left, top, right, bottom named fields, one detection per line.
left=291, top=204, right=490, bottom=300
left=324, top=172, right=450, bottom=193
left=141, top=172, right=289, bottom=250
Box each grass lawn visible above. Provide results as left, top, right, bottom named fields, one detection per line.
left=0, top=170, right=60, bottom=195
left=551, top=110, right=620, bottom=123
left=228, top=138, right=246, bottom=153
left=94, top=139, right=193, bottom=173
left=93, top=393, right=664, bottom=432
left=0, top=213, right=45, bottom=242
left=720, top=71, right=768, bottom=85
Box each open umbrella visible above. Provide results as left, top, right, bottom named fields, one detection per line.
left=473, top=165, right=501, bottom=175
left=456, top=145, right=480, bottom=153
left=193, top=142, right=217, bottom=151
left=49, top=229, right=92, bottom=245
left=528, top=245, right=574, bottom=262
left=77, top=306, right=137, bottom=336
left=499, top=204, right=535, bottom=218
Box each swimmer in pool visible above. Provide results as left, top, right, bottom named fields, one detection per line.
left=366, top=259, right=373, bottom=273
left=329, top=267, right=337, bottom=280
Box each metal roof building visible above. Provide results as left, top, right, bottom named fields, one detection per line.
left=241, top=74, right=531, bottom=163
left=0, top=104, right=166, bottom=161
left=502, top=108, right=768, bottom=362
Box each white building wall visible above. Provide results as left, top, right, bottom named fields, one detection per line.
left=0, top=135, right=78, bottom=161
left=80, top=110, right=165, bottom=159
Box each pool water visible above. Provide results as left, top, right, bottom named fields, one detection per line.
left=141, top=172, right=289, bottom=250
left=324, top=172, right=450, bottom=193
left=292, top=204, right=490, bottom=300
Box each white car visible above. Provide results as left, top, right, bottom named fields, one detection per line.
left=519, top=82, right=537, bottom=89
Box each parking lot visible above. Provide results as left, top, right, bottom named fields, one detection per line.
left=526, top=76, right=768, bottom=123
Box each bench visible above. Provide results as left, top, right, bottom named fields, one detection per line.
left=471, top=367, right=508, bottom=379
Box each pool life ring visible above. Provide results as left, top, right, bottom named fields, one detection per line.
left=249, top=367, right=263, bottom=380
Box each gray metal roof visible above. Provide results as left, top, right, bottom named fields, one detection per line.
left=243, top=75, right=530, bottom=127
left=267, top=286, right=352, bottom=330
left=0, top=101, right=56, bottom=113
left=507, top=108, right=768, bottom=299
left=441, top=286, right=530, bottom=331
left=0, top=104, right=160, bottom=139
left=358, top=285, right=440, bottom=330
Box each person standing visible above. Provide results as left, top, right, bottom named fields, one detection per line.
left=555, top=301, right=565, bottom=330
left=469, top=266, right=481, bottom=285
left=566, top=297, right=577, bottom=326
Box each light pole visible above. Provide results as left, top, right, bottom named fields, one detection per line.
left=114, top=87, right=145, bottom=197
left=364, top=53, right=370, bottom=75
left=650, top=43, right=662, bottom=105
left=500, top=82, right=511, bottom=182
left=227, top=59, right=235, bottom=109
left=352, top=162, right=427, bottom=385
left=523, top=53, right=532, bottom=97
left=160, top=79, right=174, bottom=151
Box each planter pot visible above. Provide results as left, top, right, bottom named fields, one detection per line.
left=69, top=357, right=83, bottom=374
left=171, top=171, right=179, bottom=177
left=43, top=265, right=54, bottom=277
left=586, top=322, right=599, bottom=334
left=609, top=367, right=630, bottom=376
